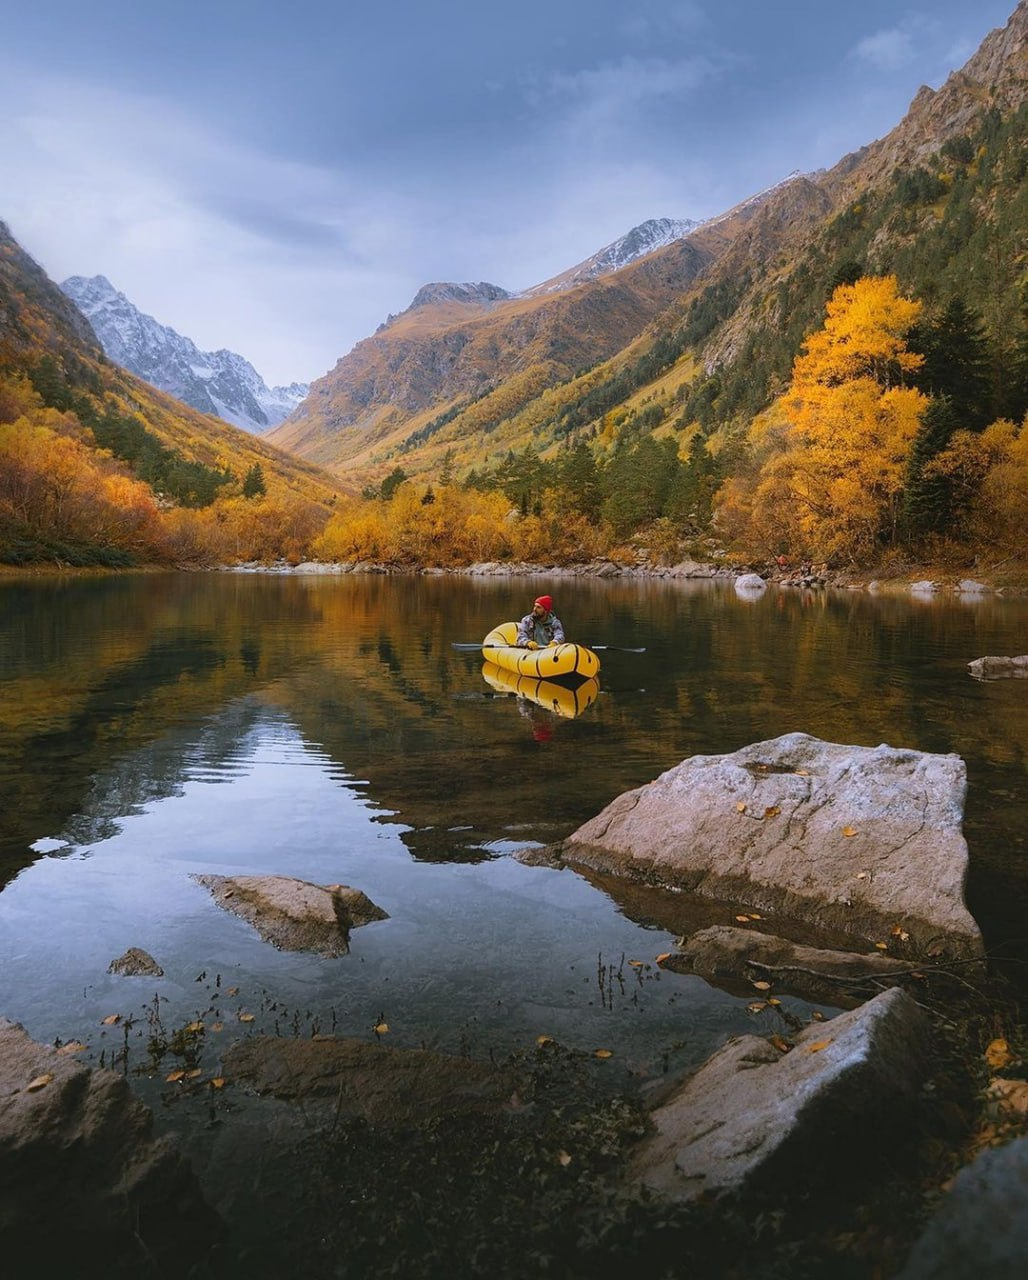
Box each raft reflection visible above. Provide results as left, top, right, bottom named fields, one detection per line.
left=481, top=662, right=601, bottom=718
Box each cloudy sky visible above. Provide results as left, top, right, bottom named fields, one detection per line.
left=0, top=1, right=1017, bottom=384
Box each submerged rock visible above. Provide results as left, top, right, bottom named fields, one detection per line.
left=664, top=925, right=918, bottom=1004
left=544, top=732, right=982, bottom=959
left=968, top=655, right=1028, bottom=679
left=107, top=946, right=164, bottom=977
left=223, top=1035, right=516, bottom=1126
left=0, top=1017, right=219, bottom=1262
left=194, top=874, right=388, bottom=956
left=631, top=987, right=929, bottom=1202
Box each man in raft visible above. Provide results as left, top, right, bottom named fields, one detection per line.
left=516, top=595, right=566, bottom=649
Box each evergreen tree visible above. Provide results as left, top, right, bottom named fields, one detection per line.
left=902, top=397, right=960, bottom=539
left=242, top=462, right=267, bottom=499
left=909, top=297, right=992, bottom=430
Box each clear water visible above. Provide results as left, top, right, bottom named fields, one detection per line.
left=1, top=570, right=1027, bottom=1143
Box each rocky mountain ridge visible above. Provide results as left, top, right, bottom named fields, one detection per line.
left=60, top=275, right=308, bottom=434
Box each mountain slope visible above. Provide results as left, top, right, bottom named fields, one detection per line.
left=60, top=275, right=308, bottom=433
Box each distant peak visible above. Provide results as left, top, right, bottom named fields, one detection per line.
left=408, top=281, right=513, bottom=311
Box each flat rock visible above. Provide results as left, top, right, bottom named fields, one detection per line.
left=631, top=987, right=929, bottom=1202
left=664, top=925, right=918, bottom=1003
left=0, top=1017, right=218, bottom=1262
left=547, top=732, right=982, bottom=958
left=194, top=874, right=388, bottom=956
left=968, top=655, right=1028, bottom=679
left=223, top=1035, right=516, bottom=1126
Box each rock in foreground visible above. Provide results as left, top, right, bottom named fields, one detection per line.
left=968, top=655, right=1028, bottom=679
left=0, top=1018, right=218, bottom=1263
left=546, top=733, right=982, bottom=958
left=194, top=874, right=388, bottom=956
left=632, top=987, right=929, bottom=1201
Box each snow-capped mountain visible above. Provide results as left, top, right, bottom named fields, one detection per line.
left=60, top=275, right=308, bottom=433
left=521, top=217, right=703, bottom=297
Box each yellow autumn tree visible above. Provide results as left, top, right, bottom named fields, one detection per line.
left=748, top=276, right=928, bottom=563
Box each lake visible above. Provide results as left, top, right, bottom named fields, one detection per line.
left=2, top=569, right=1027, bottom=1246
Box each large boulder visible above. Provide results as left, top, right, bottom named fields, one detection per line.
left=663, top=925, right=918, bottom=1004
left=0, top=1018, right=219, bottom=1263
left=631, top=987, right=929, bottom=1202
left=194, top=874, right=387, bottom=956
left=547, top=733, right=982, bottom=959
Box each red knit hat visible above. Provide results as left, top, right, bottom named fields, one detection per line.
left=534, top=595, right=553, bottom=611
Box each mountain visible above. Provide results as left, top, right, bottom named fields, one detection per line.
left=269, top=2, right=1027, bottom=493
left=521, top=217, right=702, bottom=297
left=60, top=275, right=309, bottom=433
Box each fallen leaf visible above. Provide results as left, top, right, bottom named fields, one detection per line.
left=210, top=1022, right=224, bottom=1033
left=655, top=952, right=671, bottom=964
left=101, top=1014, right=120, bottom=1026
left=794, top=769, right=810, bottom=777
left=227, top=987, right=239, bottom=997
left=747, top=1001, right=768, bottom=1013
left=842, top=826, right=858, bottom=838
left=594, top=1048, right=613, bottom=1059
left=185, top=1021, right=204, bottom=1034
left=186, top=1068, right=202, bottom=1079
left=26, top=1073, right=53, bottom=1092
left=875, top=942, right=888, bottom=951
left=767, top=997, right=782, bottom=1007
left=989, top=1078, right=1028, bottom=1115
left=769, top=1034, right=791, bottom=1052
left=856, top=872, right=868, bottom=880
left=166, top=1070, right=185, bottom=1083
left=890, top=924, right=911, bottom=941
left=811, top=1010, right=826, bottom=1022
left=56, top=1041, right=87, bottom=1055
left=374, top=1022, right=389, bottom=1035
left=628, top=960, right=644, bottom=968
left=557, top=1149, right=572, bottom=1166
left=752, top=980, right=772, bottom=990
left=736, top=802, right=746, bottom=813
left=805, top=1039, right=833, bottom=1053
left=763, top=806, right=781, bottom=819
left=748, top=913, right=763, bottom=920
left=985, top=1038, right=1015, bottom=1070
left=238, top=1012, right=255, bottom=1023
left=536, top=1034, right=554, bottom=1047
left=735, top=915, right=751, bottom=923
left=211, top=1077, right=226, bottom=1089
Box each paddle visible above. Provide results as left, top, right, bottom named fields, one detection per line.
left=451, top=642, right=646, bottom=653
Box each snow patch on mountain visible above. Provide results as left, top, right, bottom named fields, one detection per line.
left=60, top=275, right=308, bottom=433
left=520, top=217, right=703, bottom=297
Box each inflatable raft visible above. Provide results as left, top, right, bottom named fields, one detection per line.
left=481, top=662, right=600, bottom=718
left=481, top=622, right=601, bottom=682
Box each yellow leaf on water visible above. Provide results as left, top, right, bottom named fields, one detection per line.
left=101, top=1014, right=120, bottom=1026
left=238, top=1013, right=255, bottom=1023
left=374, top=1023, right=390, bottom=1035
left=748, top=1002, right=767, bottom=1013
left=594, top=1048, right=613, bottom=1059
left=985, top=1038, right=1014, bottom=1070
left=805, top=1039, right=833, bottom=1053
left=752, top=981, right=772, bottom=990
left=842, top=826, right=858, bottom=838
left=185, top=1021, right=204, bottom=1034
left=26, top=1073, right=53, bottom=1092
left=811, top=1010, right=826, bottom=1022
left=186, top=1069, right=202, bottom=1079
left=56, top=1042, right=87, bottom=1055
left=628, top=960, right=644, bottom=968
left=166, top=1070, right=185, bottom=1083
left=211, top=1077, right=226, bottom=1089
left=768, top=997, right=782, bottom=1007
left=655, top=953, right=671, bottom=964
